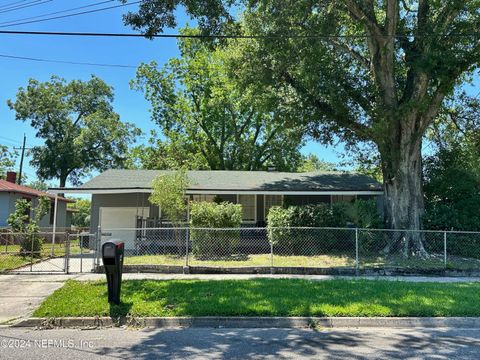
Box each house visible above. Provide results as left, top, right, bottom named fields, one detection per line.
left=0, top=172, right=75, bottom=230
left=50, top=169, right=383, bottom=248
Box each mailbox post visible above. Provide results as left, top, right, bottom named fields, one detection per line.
left=102, top=240, right=124, bottom=305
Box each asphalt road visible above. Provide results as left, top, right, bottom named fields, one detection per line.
left=1, top=327, right=480, bottom=359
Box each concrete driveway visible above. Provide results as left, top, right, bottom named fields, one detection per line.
left=0, top=275, right=68, bottom=325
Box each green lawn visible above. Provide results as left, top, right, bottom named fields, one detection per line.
left=123, top=252, right=480, bottom=270
left=125, top=253, right=354, bottom=267
left=33, top=279, right=480, bottom=318
left=0, top=240, right=84, bottom=272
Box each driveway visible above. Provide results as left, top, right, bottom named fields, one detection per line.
left=0, top=275, right=68, bottom=325
left=1, top=327, right=480, bottom=359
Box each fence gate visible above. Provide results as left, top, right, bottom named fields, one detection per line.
left=0, top=231, right=96, bottom=274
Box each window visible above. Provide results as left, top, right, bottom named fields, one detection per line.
left=237, top=195, right=256, bottom=222
left=192, top=194, right=216, bottom=202
left=264, top=195, right=283, bottom=218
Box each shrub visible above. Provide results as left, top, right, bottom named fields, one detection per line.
left=190, top=201, right=242, bottom=257
left=7, top=196, right=49, bottom=256
left=267, top=200, right=383, bottom=255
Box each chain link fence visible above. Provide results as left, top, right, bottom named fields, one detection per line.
left=96, top=227, right=480, bottom=272
left=2, top=226, right=480, bottom=274
left=0, top=229, right=96, bottom=273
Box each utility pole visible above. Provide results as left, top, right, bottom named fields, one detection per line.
left=13, top=134, right=32, bottom=185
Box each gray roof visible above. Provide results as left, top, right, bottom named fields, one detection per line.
left=69, top=170, right=382, bottom=193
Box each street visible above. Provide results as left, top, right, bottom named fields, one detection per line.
left=1, top=327, right=480, bottom=359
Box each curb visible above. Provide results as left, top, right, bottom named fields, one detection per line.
left=12, top=316, right=480, bottom=329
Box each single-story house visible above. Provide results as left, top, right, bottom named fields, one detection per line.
left=50, top=169, right=383, bottom=249
left=0, top=172, right=75, bottom=229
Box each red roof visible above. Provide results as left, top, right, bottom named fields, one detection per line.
left=0, top=180, right=74, bottom=203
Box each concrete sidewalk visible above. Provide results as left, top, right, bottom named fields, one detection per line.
left=2, top=272, right=480, bottom=282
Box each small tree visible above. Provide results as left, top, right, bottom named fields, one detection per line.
left=7, top=196, right=50, bottom=255
left=149, top=169, right=189, bottom=255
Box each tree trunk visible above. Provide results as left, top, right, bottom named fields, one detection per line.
left=58, top=173, right=68, bottom=198
left=380, top=119, right=429, bottom=259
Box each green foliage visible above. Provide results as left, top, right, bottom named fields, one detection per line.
left=297, top=153, right=337, bottom=172
left=7, top=196, right=50, bottom=255
left=130, top=28, right=305, bottom=171
left=25, top=180, right=48, bottom=191
left=190, top=201, right=242, bottom=257
left=149, top=170, right=189, bottom=226
left=122, top=1, right=480, bottom=233
left=68, top=199, right=91, bottom=228
left=267, top=200, right=382, bottom=254
left=8, top=75, right=140, bottom=187
left=423, top=145, right=480, bottom=231
left=0, top=144, right=16, bottom=178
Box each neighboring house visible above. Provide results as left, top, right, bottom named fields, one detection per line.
left=0, top=172, right=74, bottom=229
left=50, top=169, right=383, bottom=248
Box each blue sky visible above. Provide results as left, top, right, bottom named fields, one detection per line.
left=0, top=1, right=343, bottom=189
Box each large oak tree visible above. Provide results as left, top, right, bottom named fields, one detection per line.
left=8, top=75, right=140, bottom=188
left=122, top=1, right=480, bottom=257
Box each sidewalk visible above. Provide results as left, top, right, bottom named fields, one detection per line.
left=2, top=272, right=480, bottom=282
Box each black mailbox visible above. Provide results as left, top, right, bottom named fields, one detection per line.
left=102, top=240, right=124, bottom=305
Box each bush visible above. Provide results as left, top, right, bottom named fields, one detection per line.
left=267, top=200, right=383, bottom=255
left=19, top=234, right=43, bottom=256
left=190, top=201, right=242, bottom=258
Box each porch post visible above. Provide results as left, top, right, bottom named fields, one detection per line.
left=51, top=194, right=58, bottom=256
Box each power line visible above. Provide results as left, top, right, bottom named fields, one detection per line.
left=0, top=0, right=52, bottom=15
left=0, top=0, right=30, bottom=10
left=0, top=53, right=136, bottom=68
left=0, top=0, right=114, bottom=26
left=0, top=29, right=479, bottom=39
left=0, top=0, right=140, bottom=27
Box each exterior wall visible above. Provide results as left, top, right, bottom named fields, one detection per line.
left=90, top=193, right=157, bottom=233
left=89, top=192, right=384, bottom=232
left=0, top=192, right=68, bottom=229
left=0, top=193, right=10, bottom=227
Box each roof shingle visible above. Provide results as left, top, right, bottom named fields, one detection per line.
left=68, top=169, right=382, bottom=193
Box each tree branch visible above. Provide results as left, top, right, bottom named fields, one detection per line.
left=330, top=39, right=370, bottom=69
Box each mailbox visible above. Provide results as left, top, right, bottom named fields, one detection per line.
left=102, top=240, right=124, bottom=305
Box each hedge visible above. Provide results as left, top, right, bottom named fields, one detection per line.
left=190, top=201, right=242, bottom=258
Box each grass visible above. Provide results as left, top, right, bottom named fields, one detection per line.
left=33, top=279, right=480, bottom=318
left=0, top=240, right=85, bottom=272
left=125, top=254, right=354, bottom=267
left=123, top=252, right=480, bottom=270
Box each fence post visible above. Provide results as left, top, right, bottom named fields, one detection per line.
left=30, top=234, right=34, bottom=272
left=64, top=232, right=70, bottom=274
left=185, top=227, right=189, bottom=268
left=355, top=228, right=359, bottom=275
left=444, top=231, right=447, bottom=269
left=96, top=226, right=102, bottom=270
left=270, top=228, right=274, bottom=274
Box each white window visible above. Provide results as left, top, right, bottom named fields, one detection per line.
left=264, top=195, right=283, bottom=218
left=192, top=194, right=216, bottom=202
left=237, top=195, right=256, bottom=222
